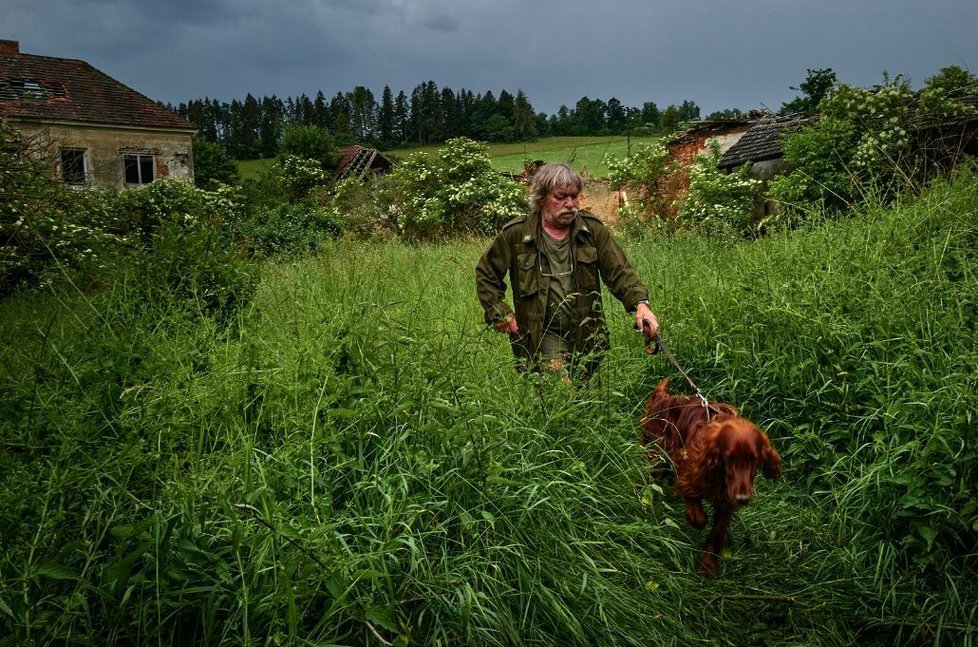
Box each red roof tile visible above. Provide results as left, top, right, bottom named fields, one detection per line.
left=0, top=44, right=193, bottom=131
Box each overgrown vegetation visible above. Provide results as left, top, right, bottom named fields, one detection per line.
left=1, top=124, right=256, bottom=300
left=676, top=141, right=763, bottom=237
left=2, top=167, right=977, bottom=645
left=769, top=66, right=978, bottom=223
left=606, top=140, right=679, bottom=235
left=604, top=66, right=978, bottom=238
left=2, top=63, right=978, bottom=641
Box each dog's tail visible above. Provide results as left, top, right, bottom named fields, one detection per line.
left=654, top=378, right=671, bottom=397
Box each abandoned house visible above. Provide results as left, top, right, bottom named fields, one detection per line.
left=715, top=114, right=816, bottom=220
left=0, top=40, right=195, bottom=188
left=654, top=114, right=762, bottom=218
left=337, top=145, right=393, bottom=180
left=716, top=114, right=815, bottom=179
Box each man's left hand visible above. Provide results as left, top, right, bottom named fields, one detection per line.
left=635, top=302, right=659, bottom=339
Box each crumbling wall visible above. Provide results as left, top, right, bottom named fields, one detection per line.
left=10, top=121, right=193, bottom=188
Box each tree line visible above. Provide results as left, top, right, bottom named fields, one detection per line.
left=170, top=81, right=702, bottom=159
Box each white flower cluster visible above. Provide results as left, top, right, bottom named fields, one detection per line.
left=679, top=143, right=761, bottom=234
left=386, top=138, right=526, bottom=237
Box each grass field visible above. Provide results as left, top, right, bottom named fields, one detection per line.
left=236, top=157, right=267, bottom=180
left=236, top=135, right=659, bottom=180
left=2, top=171, right=976, bottom=645
left=387, top=135, right=660, bottom=177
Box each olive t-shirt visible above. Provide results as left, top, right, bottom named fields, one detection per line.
left=541, top=231, right=574, bottom=342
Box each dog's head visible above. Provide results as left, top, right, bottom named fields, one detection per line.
left=703, top=417, right=782, bottom=506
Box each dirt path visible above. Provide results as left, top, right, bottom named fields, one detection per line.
left=580, top=178, right=621, bottom=224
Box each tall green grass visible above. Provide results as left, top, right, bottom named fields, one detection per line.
left=1, top=172, right=976, bottom=645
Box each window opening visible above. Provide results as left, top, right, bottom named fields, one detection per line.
left=123, top=153, right=155, bottom=185
left=60, top=149, right=87, bottom=184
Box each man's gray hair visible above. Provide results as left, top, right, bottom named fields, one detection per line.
left=530, top=163, right=583, bottom=215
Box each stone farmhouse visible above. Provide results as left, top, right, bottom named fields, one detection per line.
left=0, top=40, right=195, bottom=188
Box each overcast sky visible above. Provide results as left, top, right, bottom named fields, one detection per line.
left=5, top=0, right=978, bottom=117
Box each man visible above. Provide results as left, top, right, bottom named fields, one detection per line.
left=476, top=163, right=659, bottom=379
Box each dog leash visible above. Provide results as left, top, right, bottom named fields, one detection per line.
left=640, top=322, right=712, bottom=410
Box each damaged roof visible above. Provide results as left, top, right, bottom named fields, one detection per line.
left=337, top=145, right=393, bottom=179
left=717, top=114, right=815, bottom=170
left=0, top=40, right=193, bottom=131
left=666, top=109, right=774, bottom=148
left=667, top=119, right=753, bottom=148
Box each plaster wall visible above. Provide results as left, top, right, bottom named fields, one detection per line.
left=11, top=120, right=194, bottom=187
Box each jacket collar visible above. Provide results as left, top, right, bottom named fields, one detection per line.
left=523, top=211, right=591, bottom=247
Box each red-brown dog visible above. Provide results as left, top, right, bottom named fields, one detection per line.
left=641, top=379, right=782, bottom=577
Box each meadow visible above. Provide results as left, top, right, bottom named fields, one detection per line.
left=237, top=135, right=660, bottom=180
left=1, top=170, right=977, bottom=645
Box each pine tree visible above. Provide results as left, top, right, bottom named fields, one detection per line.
left=394, top=90, right=409, bottom=145
left=377, top=86, right=396, bottom=148
left=512, top=90, right=537, bottom=139
left=347, top=86, right=377, bottom=142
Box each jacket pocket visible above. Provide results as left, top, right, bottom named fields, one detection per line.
left=576, top=246, right=599, bottom=291
left=517, top=252, right=538, bottom=298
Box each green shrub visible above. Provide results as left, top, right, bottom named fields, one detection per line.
left=325, top=176, right=399, bottom=239
left=386, top=138, right=526, bottom=240
left=192, top=136, right=240, bottom=190
left=278, top=125, right=341, bottom=172
left=231, top=203, right=342, bottom=256
left=112, top=180, right=259, bottom=324
left=770, top=66, right=978, bottom=221
left=606, top=140, right=675, bottom=219
left=0, top=123, right=133, bottom=292
left=677, top=140, right=762, bottom=237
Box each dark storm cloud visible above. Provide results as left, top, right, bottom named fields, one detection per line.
left=4, top=0, right=978, bottom=115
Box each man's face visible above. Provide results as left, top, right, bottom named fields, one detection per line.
left=541, top=185, right=580, bottom=230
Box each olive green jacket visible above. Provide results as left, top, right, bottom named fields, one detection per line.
left=475, top=210, right=649, bottom=368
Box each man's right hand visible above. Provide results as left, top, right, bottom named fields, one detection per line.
left=495, top=313, right=519, bottom=336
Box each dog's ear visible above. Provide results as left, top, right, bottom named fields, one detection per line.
left=699, top=422, right=725, bottom=473
left=760, top=436, right=782, bottom=479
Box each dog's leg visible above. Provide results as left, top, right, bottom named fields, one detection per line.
left=698, top=505, right=734, bottom=577
left=684, top=497, right=707, bottom=529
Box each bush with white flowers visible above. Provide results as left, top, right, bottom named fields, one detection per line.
left=678, top=140, right=762, bottom=237
left=386, top=138, right=526, bottom=240
left=770, top=66, right=978, bottom=221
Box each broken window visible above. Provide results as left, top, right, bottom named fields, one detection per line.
left=60, top=148, right=87, bottom=184
left=0, top=78, right=66, bottom=100
left=122, top=153, right=155, bottom=185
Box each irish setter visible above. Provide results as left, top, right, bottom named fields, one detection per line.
left=640, top=379, right=782, bottom=577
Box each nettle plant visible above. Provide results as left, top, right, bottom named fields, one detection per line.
left=387, top=137, right=526, bottom=239
left=678, top=140, right=762, bottom=237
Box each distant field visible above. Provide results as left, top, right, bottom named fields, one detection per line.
left=236, top=135, right=660, bottom=180
left=386, top=135, right=659, bottom=177
left=236, top=158, right=267, bottom=180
